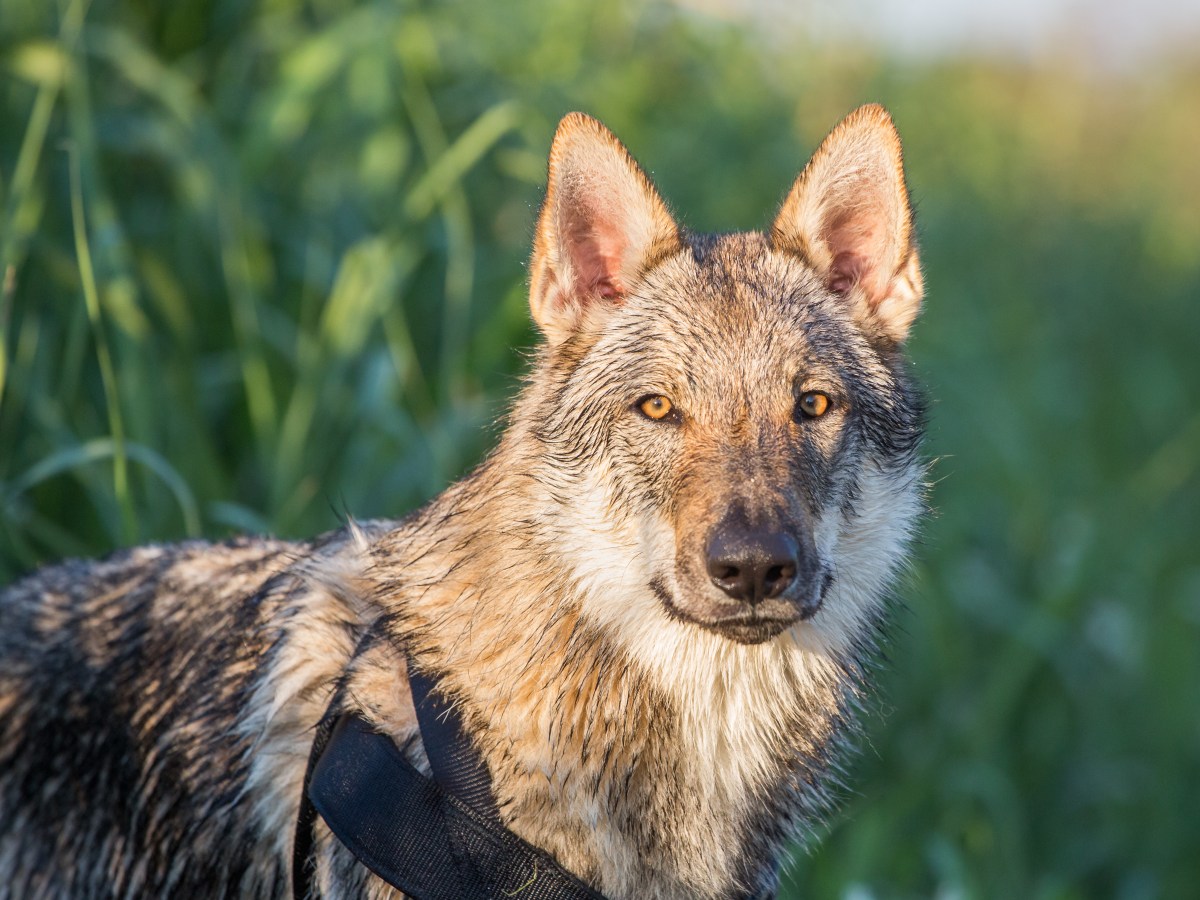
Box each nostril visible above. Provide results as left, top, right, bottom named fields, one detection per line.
left=707, top=559, right=743, bottom=592
left=712, top=564, right=739, bottom=584
left=763, top=563, right=796, bottom=598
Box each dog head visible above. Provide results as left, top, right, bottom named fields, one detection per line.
left=520, top=108, right=925, bottom=655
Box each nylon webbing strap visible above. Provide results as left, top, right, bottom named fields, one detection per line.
left=306, top=714, right=607, bottom=900
left=292, top=713, right=336, bottom=899
left=406, top=660, right=500, bottom=820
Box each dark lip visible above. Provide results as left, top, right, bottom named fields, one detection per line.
left=706, top=616, right=795, bottom=645
left=650, top=577, right=805, bottom=645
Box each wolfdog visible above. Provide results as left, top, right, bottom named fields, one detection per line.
left=0, top=105, right=926, bottom=899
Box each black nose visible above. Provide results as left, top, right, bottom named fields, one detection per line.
left=705, top=525, right=800, bottom=605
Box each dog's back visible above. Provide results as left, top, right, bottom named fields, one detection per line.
left=0, top=539, right=310, bottom=897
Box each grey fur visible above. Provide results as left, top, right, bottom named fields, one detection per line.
left=0, top=108, right=927, bottom=900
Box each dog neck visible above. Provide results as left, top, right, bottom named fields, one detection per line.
left=357, top=459, right=859, bottom=899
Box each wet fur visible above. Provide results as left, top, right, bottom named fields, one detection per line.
left=0, top=107, right=926, bottom=900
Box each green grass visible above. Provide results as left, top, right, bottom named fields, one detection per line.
left=2, top=1, right=1198, bottom=896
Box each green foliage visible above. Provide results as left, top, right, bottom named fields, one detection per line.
left=2, top=1, right=1198, bottom=896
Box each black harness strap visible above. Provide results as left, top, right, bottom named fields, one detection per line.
left=292, top=666, right=607, bottom=900
left=292, top=712, right=336, bottom=898
left=406, top=660, right=499, bottom=820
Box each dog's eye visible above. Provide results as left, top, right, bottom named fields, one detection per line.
left=797, top=391, right=830, bottom=419
left=636, top=395, right=676, bottom=422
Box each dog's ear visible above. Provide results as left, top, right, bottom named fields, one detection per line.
left=771, top=104, right=923, bottom=342
left=529, top=113, right=680, bottom=344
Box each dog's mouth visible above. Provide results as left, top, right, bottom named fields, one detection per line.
left=650, top=574, right=831, bottom=645
left=703, top=616, right=796, bottom=645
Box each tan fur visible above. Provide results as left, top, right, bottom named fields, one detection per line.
left=1, top=107, right=927, bottom=900
left=529, top=113, right=681, bottom=344
left=773, top=103, right=923, bottom=341
left=314, top=108, right=924, bottom=898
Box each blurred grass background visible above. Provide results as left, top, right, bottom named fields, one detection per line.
left=2, top=0, right=1198, bottom=897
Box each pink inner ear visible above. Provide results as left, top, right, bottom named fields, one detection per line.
left=565, top=206, right=628, bottom=303
left=824, top=207, right=888, bottom=304
left=593, top=273, right=620, bottom=299
left=829, top=251, right=867, bottom=295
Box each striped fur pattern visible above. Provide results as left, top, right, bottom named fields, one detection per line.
left=0, top=105, right=926, bottom=899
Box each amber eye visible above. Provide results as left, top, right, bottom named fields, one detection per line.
left=797, top=391, right=830, bottom=418
left=637, top=395, right=675, bottom=421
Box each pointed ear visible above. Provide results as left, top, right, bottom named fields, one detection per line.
left=529, top=113, right=680, bottom=344
left=771, top=104, right=923, bottom=342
